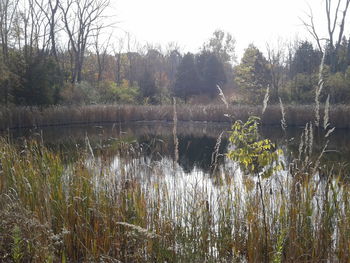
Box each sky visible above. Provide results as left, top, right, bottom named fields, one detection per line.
left=109, top=0, right=348, bottom=60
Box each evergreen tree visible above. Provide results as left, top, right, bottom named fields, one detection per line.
left=139, top=68, right=158, bottom=104
left=291, top=41, right=321, bottom=77
left=196, top=52, right=226, bottom=98
left=13, top=55, right=62, bottom=106
left=347, top=37, right=350, bottom=67
left=173, top=53, right=200, bottom=101
left=335, top=37, right=349, bottom=72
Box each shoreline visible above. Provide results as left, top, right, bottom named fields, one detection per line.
left=0, top=104, right=349, bottom=130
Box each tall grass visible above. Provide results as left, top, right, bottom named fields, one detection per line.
left=2, top=104, right=350, bottom=130
left=0, top=138, right=350, bottom=262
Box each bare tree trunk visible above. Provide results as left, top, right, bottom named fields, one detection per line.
left=0, top=0, right=19, bottom=63
left=94, top=28, right=110, bottom=84
left=302, top=0, right=350, bottom=57
left=59, top=0, right=110, bottom=83
left=115, top=52, right=121, bottom=84
left=266, top=42, right=285, bottom=101
left=34, top=0, right=60, bottom=62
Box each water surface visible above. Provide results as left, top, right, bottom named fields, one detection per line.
left=6, top=121, right=350, bottom=176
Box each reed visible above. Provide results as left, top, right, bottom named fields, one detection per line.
left=0, top=137, right=350, bottom=262
left=2, top=104, right=350, bottom=130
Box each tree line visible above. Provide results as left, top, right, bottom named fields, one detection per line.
left=1, top=0, right=350, bottom=106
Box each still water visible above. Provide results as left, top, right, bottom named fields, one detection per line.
left=7, top=121, right=350, bottom=176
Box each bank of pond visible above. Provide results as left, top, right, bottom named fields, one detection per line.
left=1, top=104, right=350, bottom=130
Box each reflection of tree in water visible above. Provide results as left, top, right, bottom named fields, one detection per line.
left=177, top=136, right=228, bottom=173
left=262, top=127, right=350, bottom=178
left=137, top=134, right=228, bottom=174
left=137, top=135, right=170, bottom=162
left=9, top=123, right=350, bottom=176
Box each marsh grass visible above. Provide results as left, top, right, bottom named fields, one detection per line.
left=0, top=79, right=348, bottom=262
left=0, top=137, right=350, bottom=262
left=2, top=104, right=350, bottom=131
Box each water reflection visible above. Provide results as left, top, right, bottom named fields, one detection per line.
left=5, top=121, right=350, bottom=175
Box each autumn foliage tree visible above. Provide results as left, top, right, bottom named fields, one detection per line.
left=234, top=44, right=271, bottom=104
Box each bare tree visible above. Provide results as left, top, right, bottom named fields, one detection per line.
left=165, top=42, right=182, bottom=86
left=0, top=0, right=20, bottom=105
left=301, top=0, right=350, bottom=55
left=0, top=0, right=19, bottom=62
left=125, top=32, right=140, bottom=86
left=266, top=41, right=286, bottom=101
left=20, top=0, right=49, bottom=63
left=113, top=37, right=124, bottom=85
left=59, top=0, right=110, bottom=83
left=94, top=27, right=111, bottom=84
left=34, top=0, right=60, bottom=62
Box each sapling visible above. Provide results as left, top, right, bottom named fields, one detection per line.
left=227, top=116, right=283, bottom=262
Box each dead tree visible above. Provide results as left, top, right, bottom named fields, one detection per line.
left=34, top=0, right=60, bottom=62
left=266, top=41, right=286, bottom=101
left=94, top=27, right=111, bottom=84
left=0, top=0, right=19, bottom=63
left=21, top=0, right=49, bottom=63
left=59, top=0, right=110, bottom=83
left=301, top=0, right=350, bottom=70
left=125, top=33, right=142, bottom=86
left=113, top=37, right=124, bottom=85
left=0, top=0, right=19, bottom=105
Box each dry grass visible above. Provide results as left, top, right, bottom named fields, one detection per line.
left=1, top=104, right=350, bottom=130
left=0, top=138, right=350, bottom=262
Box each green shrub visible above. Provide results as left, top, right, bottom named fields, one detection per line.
left=99, top=79, right=140, bottom=104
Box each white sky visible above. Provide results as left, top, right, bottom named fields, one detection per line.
left=109, top=0, right=349, bottom=59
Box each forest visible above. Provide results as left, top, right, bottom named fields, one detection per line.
left=1, top=0, right=350, bottom=108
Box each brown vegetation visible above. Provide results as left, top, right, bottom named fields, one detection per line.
left=1, top=104, right=350, bottom=130
left=0, top=138, right=349, bottom=262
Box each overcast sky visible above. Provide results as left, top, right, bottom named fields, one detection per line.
left=110, top=0, right=348, bottom=59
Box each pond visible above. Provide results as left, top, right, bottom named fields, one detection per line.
left=7, top=121, right=350, bottom=176
left=3, top=121, right=350, bottom=262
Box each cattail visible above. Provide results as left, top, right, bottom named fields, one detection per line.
left=279, top=97, right=287, bottom=132
left=211, top=132, right=223, bottom=174
left=315, top=51, right=326, bottom=127
left=217, top=85, right=228, bottom=109
left=298, top=132, right=304, bottom=160
left=262, top=86, right=270, bottom=115
left=308, top=122, right=313, bottom=157
left=324, top=94, right=330, bottom=130
left=85, top=133, right=94, bottom=159
left=312, top=140, right=329, bottom=175
left=173, top=98, right=179, bottom=164
left=325, top=127, right=335, bottom=138
left=303, top=122, right=309, bottom=157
